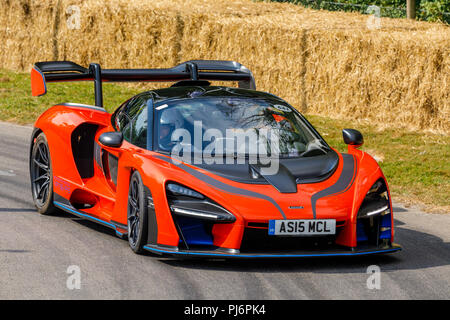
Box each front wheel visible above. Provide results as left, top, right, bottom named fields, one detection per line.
left=30, top=132, right=57, bottom=215
left=127, top=170, right=149, bottom=254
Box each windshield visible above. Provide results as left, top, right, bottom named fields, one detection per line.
left=155, top=97, right=329, bottom=158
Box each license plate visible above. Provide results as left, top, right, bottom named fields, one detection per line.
left=268, top=219, right=336, bottom=236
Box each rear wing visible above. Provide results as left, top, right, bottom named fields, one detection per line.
left=31, top=60, right=256, bottom=107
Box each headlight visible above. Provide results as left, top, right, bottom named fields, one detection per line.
left=357, top=180, right=390, bottom=218
left=166, top=183, right=235, bottom=223
left=356, top=179, right=392, bottom=246
left=167, top=183, right=204, bottom=199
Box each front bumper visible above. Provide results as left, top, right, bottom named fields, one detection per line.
left=143, top=243, right=401, bottom=259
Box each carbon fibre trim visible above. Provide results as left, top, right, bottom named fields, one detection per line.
left=153, top=155, right=287, bottom=219
left=144, top=186, right=158, bottom=245
left=94, top=142, right=102, bottom=170
left=110, top=220, right=127, bottom=230
left=251, top=162, right=297, bottom=193
left=53, top=193, right=71, bottom=206
left=310, top=154, right=357, bottom=219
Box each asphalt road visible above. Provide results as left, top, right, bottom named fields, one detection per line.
left=0, top=121, right=449, bottom=300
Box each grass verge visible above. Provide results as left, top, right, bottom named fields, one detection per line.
left=308, top=115, right=449, bottom=213
left=1, top=69, right=448, bottom=212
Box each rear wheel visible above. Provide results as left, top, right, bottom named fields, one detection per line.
left=127, top=170, right=149, bottom=254
left=30, top=132, right=57, bottom=215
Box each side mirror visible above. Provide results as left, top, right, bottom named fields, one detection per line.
left=99, top=131, right=123, bottom=148
left=342, top=129, right=363, bottom=148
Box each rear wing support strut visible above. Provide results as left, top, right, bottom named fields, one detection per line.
left=89, top=63, right=103, bottom=108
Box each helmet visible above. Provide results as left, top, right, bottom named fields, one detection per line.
left=158, top=107, right=184, bottom=150
left=159, top=107, right=183, bottom=129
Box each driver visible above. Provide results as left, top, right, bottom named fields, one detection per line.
left=158, top=107, right=184, bottom=151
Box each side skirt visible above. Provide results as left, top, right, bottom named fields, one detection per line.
left=54, top=194, right=127, bottom=238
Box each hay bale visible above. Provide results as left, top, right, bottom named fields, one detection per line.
left=0, top=0, right=448, bottom=133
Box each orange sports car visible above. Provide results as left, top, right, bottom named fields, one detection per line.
left=29, top=60, right=401, bottom=258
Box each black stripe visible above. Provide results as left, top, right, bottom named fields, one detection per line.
left=310, top=154, right=357, bottom=219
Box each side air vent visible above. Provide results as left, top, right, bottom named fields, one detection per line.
left=71, top=123, right=98, bottom=179
left=108, top=153, right=118, bottom=186
left=69, top=189, right=97, bottom=209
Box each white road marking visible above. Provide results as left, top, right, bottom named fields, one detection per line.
left=0, top=169, right=16, bottom=176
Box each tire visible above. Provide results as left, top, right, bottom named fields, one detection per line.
left=30, top=132, right=57, bottom=215
left=127, top=170, right=149, bottom=254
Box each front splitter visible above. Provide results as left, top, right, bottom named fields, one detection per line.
left=143, top=243, right=401, bottom=259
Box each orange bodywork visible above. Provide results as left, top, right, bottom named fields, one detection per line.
left=30, top=68, right=47, bottom=97
left=32, top=103, right=395, bottom=254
